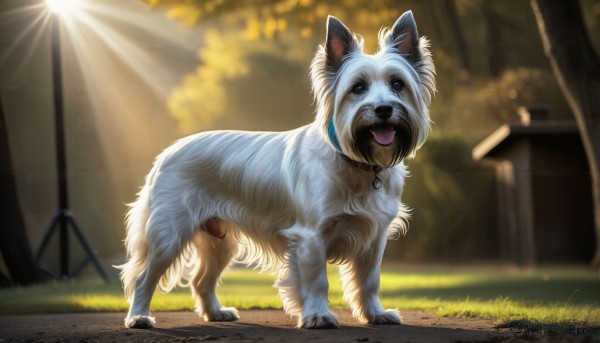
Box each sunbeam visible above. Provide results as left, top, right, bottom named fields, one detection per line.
left=70, top=10, right=175, bottom=99
left=51, top=0, right=203, bottom=174
left=2, top=12, right=51, bottom=87
left=0, top=6, right=49, bottom=67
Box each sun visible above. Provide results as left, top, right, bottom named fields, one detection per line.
left=45, top=0, right=81, bottom=15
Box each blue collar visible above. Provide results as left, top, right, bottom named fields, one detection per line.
left=327, top=119, right=342, bottom=152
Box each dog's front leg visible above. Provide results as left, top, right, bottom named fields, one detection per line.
left=277, top=228, right=339, bottom=329
left=340, top=234, right=402, bottom=325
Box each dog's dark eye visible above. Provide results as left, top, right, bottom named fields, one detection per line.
left=351, top=82, right=367, bottom=95
left=391, top=79, right=404, bottom=92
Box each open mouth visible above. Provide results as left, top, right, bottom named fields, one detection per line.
left=353, top=120, right=413, bottom=166
left=369, top=123, right=397, bottom=146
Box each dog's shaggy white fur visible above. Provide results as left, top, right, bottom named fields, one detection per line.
left=117, top=11, right=435, bottom=329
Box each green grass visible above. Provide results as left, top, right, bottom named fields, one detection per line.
left=1, top=266, right=599, bottom=327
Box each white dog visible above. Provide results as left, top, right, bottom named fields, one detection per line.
left=117, top=10, right=435, bottom=329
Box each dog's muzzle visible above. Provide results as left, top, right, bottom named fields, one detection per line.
left=353, top=114, right=415, bottom=166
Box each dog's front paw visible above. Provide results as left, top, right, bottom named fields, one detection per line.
left=368, top=309, right=402, bottom=325
left=125, top=315, right=156, bottom=329
left=202, top=307, right=240, bottom=322
left=300, top=312, right=340, bottom=329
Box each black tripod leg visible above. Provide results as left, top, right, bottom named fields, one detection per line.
left=72, top=256, right=91, bottom=277
left=35, top=212, right=62, bottom=263
left=66, top=213, right=110, bottom=282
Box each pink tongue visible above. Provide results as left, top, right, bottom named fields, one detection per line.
left=371, top=129, right=396, bottom=145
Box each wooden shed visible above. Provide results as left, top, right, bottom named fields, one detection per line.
left=473, top=106, right=595, bottom=265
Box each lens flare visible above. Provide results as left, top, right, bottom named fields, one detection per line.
left=45, top=0, right=80, bottom=15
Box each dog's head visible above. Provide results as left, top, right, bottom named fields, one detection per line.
left=311, top=11, right=436, bottom=168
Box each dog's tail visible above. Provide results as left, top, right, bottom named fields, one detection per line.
left=115, top=181, right=153, bottom=302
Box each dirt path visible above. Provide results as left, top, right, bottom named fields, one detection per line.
left=0, top=309, right=574, bottom=342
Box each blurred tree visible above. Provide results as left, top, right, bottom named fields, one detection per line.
left=480, top=2, right=506, bottom=76
left=0, top=98, right=43, bottom=286
left=531, top=0, right=600, bottom=268
left=168, top=29, right=250, bottom=132
left=440, top=0, right=471, bottom=80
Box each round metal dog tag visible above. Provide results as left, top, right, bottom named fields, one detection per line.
left=372, top=176, right=382, bottom=190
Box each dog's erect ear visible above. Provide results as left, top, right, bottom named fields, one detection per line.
left=326, top=16, right=358, bottom=71
left=386, top=10, right=421, bottom=63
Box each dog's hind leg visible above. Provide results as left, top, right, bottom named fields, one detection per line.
left=124, top=222, right=189, bottom=328
left=125, top=258, right=171, bottom=328
left=191, top=223, right=240, bottom=322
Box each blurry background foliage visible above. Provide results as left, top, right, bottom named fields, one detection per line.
left=141, top=0, right=600, bottom=261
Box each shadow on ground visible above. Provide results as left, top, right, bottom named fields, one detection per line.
left=0, top=310, right=514, bottom=343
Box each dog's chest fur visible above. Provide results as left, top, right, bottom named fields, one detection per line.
left=320, top=180, right=400, bottom=261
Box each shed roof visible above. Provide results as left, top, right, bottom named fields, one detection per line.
left=472, top=121, right=579, bottom=161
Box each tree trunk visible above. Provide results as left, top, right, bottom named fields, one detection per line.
left=0, top=97, right=43, bottom=285
left=442, top=0, right=471, bottom=80
left=481, top=3, right=506, bottom=77
left=531, top=0, right=600, bottom=267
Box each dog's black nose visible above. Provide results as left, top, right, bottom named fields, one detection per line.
left=374, top=105, right=393, bottom=119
